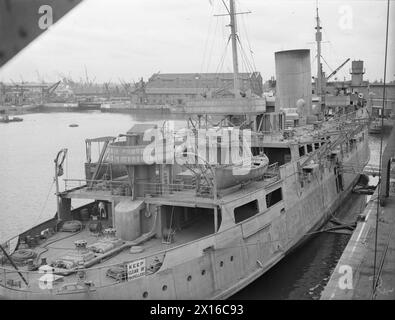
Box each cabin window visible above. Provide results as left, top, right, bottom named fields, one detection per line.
left=162, top=206, right=219, bottom=237
left=299, top=146, right=305, bottom=157
left=263, top=147, right=291, bottom=166
left=314, top=142, right=320, bottom=150
left=307, top=144, right=313, bottom=153
left=266, top=188, right=283, bottom=208
left=252, top=147, right=264, bottom=156
left=234, top=200, right=259, bottom=223
left=266, top=105, right=275, bottom=113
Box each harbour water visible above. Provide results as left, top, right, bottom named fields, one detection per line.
left=0, top=111, right=181, bottom=242
left=0, top=111, right=391, bottom=299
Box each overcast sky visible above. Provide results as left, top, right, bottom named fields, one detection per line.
left=0, top=0, right=394, bottom=84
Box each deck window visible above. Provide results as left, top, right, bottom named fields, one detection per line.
left=266, top=188, right=283, bottom=208
left=299, top=146, right=305, bottom=157
left=234, top=200, right=259, bottom=223
left=263, top=147, right=291, bottom=166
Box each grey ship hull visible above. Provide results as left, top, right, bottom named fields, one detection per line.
left=0, top=128, right=369, bottom=300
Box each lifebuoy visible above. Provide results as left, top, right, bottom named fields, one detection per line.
left=11, top=249, right=37, bottom=263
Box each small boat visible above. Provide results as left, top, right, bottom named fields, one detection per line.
left=69, top=124, right=79, bottom=127
left=0, top=115, right=23, bottom=123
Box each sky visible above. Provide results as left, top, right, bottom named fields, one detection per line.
left=0, top=0, right=394, bottom=84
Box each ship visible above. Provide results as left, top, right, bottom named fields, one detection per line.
left=0, top=115, right=23, bottom=123
left=0, top=1, right=370, bottom=299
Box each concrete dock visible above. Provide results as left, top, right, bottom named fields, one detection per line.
left=321, top=120, right=395, bottom=300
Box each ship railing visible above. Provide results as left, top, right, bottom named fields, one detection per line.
left=137, top=181, right=213, bottom=199
left=263, top=162, right=281, bottom=182
left=0, top=208, right=278, bottom=296
left=0, top=196, right=286, bottom=297
left=252, top=131, right=284, bottom=143
left=105, top=141, right=174, bottom=165
left=63, top=179, right=131, bottom=196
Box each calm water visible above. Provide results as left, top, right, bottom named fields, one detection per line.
left=0, top=111, right=183, bottom=242
left=0, top=111, right=391, bottom=299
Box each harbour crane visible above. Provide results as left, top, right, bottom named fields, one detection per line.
left=326, top=58, right=350, bottom=81
left=42, top=81, right=61, bottom=101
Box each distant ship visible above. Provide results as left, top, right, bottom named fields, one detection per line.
left=0, top=1, right=369, bottom=299
left=0, top=115, right=23, bottom=123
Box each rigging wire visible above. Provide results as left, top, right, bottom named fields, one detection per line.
left=206, top=13, right=220, bottom=73
left=320, top=54, right=333, bottom=73
left=214, top=36, right=231, bottom=75
left=238, top=1, right=257, bottom=72
left=372, top=0, right=390, bottom=299
left=66, top=149, right=69, bottom=181
left=33, top=180, right=55, bottom=226
left=237, top=37, right=255, bottom=74
left=200, top=3, right=216, bottom=74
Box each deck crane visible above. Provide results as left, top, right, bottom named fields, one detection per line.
left=326, top=58, right=350, bottom=81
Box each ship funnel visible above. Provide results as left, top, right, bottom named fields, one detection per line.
left=275, top=49, right=312, bottom=116
left=350, top=60, right=365, bottom=86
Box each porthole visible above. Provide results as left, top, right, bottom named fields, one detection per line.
left=230, top=256, right=234, bottom=262
left=162, top=285, right=167, bottom=291
left=187, top=275, right=192, bottom=281
left=201, top=269, right=206, bottom=276
left=220, top=261, right=224, bottom=267
left=142, top=291, right=148, bottom=298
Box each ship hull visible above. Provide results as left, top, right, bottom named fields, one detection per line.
left=0, top=129, right=369, bottom=300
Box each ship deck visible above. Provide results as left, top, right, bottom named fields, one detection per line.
left=321, top=120, right=395, bottom=300
left=1, top=217, right=214, bottom=292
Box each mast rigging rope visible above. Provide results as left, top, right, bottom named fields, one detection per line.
left=372, top=0, right=390, bottom=299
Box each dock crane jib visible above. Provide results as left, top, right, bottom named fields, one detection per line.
left=326, top=58, right=351, bottom=81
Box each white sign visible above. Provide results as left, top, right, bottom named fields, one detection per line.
left=127, top=259, right=146, bottom=281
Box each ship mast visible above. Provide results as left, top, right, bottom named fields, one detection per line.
left=214, top=0, right=251, bottom=97
left=315, top=5, right=323, bottom=108
left=229, top=0, right=240, bottom=97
